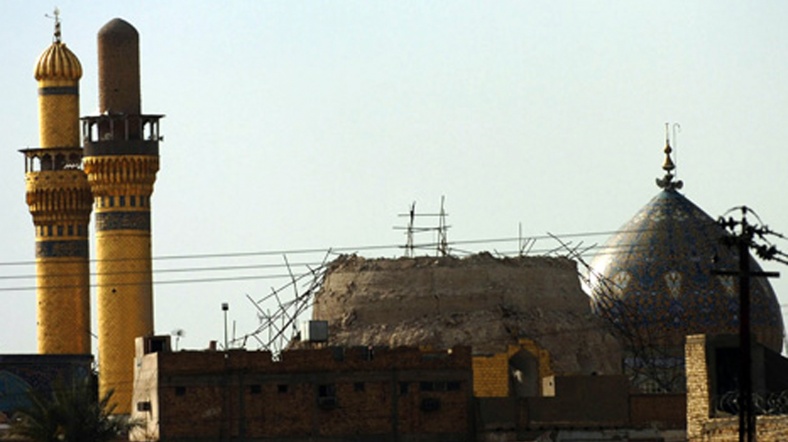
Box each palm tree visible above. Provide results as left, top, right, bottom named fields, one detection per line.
left=7, top=374, right=140, bottom=442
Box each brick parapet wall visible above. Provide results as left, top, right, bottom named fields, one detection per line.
left=138, top=346, right=473, bottom=441
left=157, top=345, right=470, bottom=375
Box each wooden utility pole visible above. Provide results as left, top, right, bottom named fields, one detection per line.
left=716, top=207, right=780, bottom=442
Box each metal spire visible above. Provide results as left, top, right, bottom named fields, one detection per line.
left=656, top=122, right=683, bottom=191
left=46, top=8, right=62, bottom=43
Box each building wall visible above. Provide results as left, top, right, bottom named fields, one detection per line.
left=132, top=345, right=473, bottom=441
left=629, top=394, right=686, bottom=430
left=685, top=333, right=788, bottom=442
left=526, top=375, right=630, bottom=428
left=475, top=384, right=685, bottom=441
left=472, top=338, right=552, bottom=398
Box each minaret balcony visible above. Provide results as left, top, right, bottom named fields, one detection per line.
left=20, top=147, right=84, bottom=173
left=81, top=114, right=164, bottom=157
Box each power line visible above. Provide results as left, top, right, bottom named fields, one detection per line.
left=0, top=229, right=676, bottom=267
left=1, top=222, right=783, bottom=294
left=0, top=228, right=645, bottom=268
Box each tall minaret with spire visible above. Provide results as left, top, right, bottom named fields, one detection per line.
left=21, top=9, right=93, bottom=355
left=82, top=18, right=163, bottom=414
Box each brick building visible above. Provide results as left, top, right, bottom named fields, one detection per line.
left=131, top=337, right=473, bottom=441
left=686, top=334, right=788, bottom=441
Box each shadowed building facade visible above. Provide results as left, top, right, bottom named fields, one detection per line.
left=21, top=15, right=93, bottom=355
left=82, top=18, right=163, bottom=414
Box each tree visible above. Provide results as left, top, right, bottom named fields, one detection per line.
left=7, top=374, right=140, bottom=442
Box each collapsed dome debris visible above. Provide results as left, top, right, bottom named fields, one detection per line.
left=308, top=253, right=622, bottom=375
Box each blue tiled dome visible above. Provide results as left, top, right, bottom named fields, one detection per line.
left=588, top=188, right=784, bottom=351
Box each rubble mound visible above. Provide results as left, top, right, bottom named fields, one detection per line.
left=310, top=253, right=622, bottom=375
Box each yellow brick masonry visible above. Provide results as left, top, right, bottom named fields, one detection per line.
left=84, top=155, right=159, bottom=415
left=685, top=334, right=788, bottom=441
left=472, top=338, right=553, bottom=397
left=28, top=40, right=92, bottom=354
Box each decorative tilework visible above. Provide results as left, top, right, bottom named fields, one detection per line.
left=589, top=189, right=784, bottom=351
left=95, top=211, right=151, bottom=231
left=36, top=240, right=89, bottom=258
left=38, top=86, right=79, bottom=95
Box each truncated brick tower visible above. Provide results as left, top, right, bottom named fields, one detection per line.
left=21, top=14, right=93, bottom=355
left=82, top=18, right=163, bottom=414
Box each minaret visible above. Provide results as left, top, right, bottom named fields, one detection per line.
left=21, top=10, right=93, bottom=355
left=82, top=18, right=163, bottom=414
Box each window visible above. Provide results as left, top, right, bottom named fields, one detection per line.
left=277, top=384, right=288, bottom=394
left=317, top=384, right=337, bottom=409
left=119, top=196, right=125, bottom=207
left=421, top=398, right=441, bottom=412
left=149, top=338, right=166, bottom=353
left=419, top=381, right=461, bottom=392
left=109, top=196, right=114, bottom=207
left=175, top=386, right=186, bottom=396
left=130, top=196, right=136, bottom=207
left=318, top=384, right=336, bottom=397
left=137, top=401, right=151, bottom=412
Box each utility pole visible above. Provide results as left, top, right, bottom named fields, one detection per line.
left=716, top=206, right=781, bottom=442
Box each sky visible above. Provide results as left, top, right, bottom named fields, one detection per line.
left=1, top=1, right=788, bottom=355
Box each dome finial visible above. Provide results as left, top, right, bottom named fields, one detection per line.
left=656, top=122, right=683, bottom=190
left=45, top=7, right=62, bottom=43
left=34, top=8, right=82, bottom=82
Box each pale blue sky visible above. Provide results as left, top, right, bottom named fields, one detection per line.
left=1, top=1, right=788, bottom=353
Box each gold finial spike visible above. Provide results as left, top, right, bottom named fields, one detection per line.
left=656, top=122, right=683, bottom=190
left=662, top=138, right=675, bottom=173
